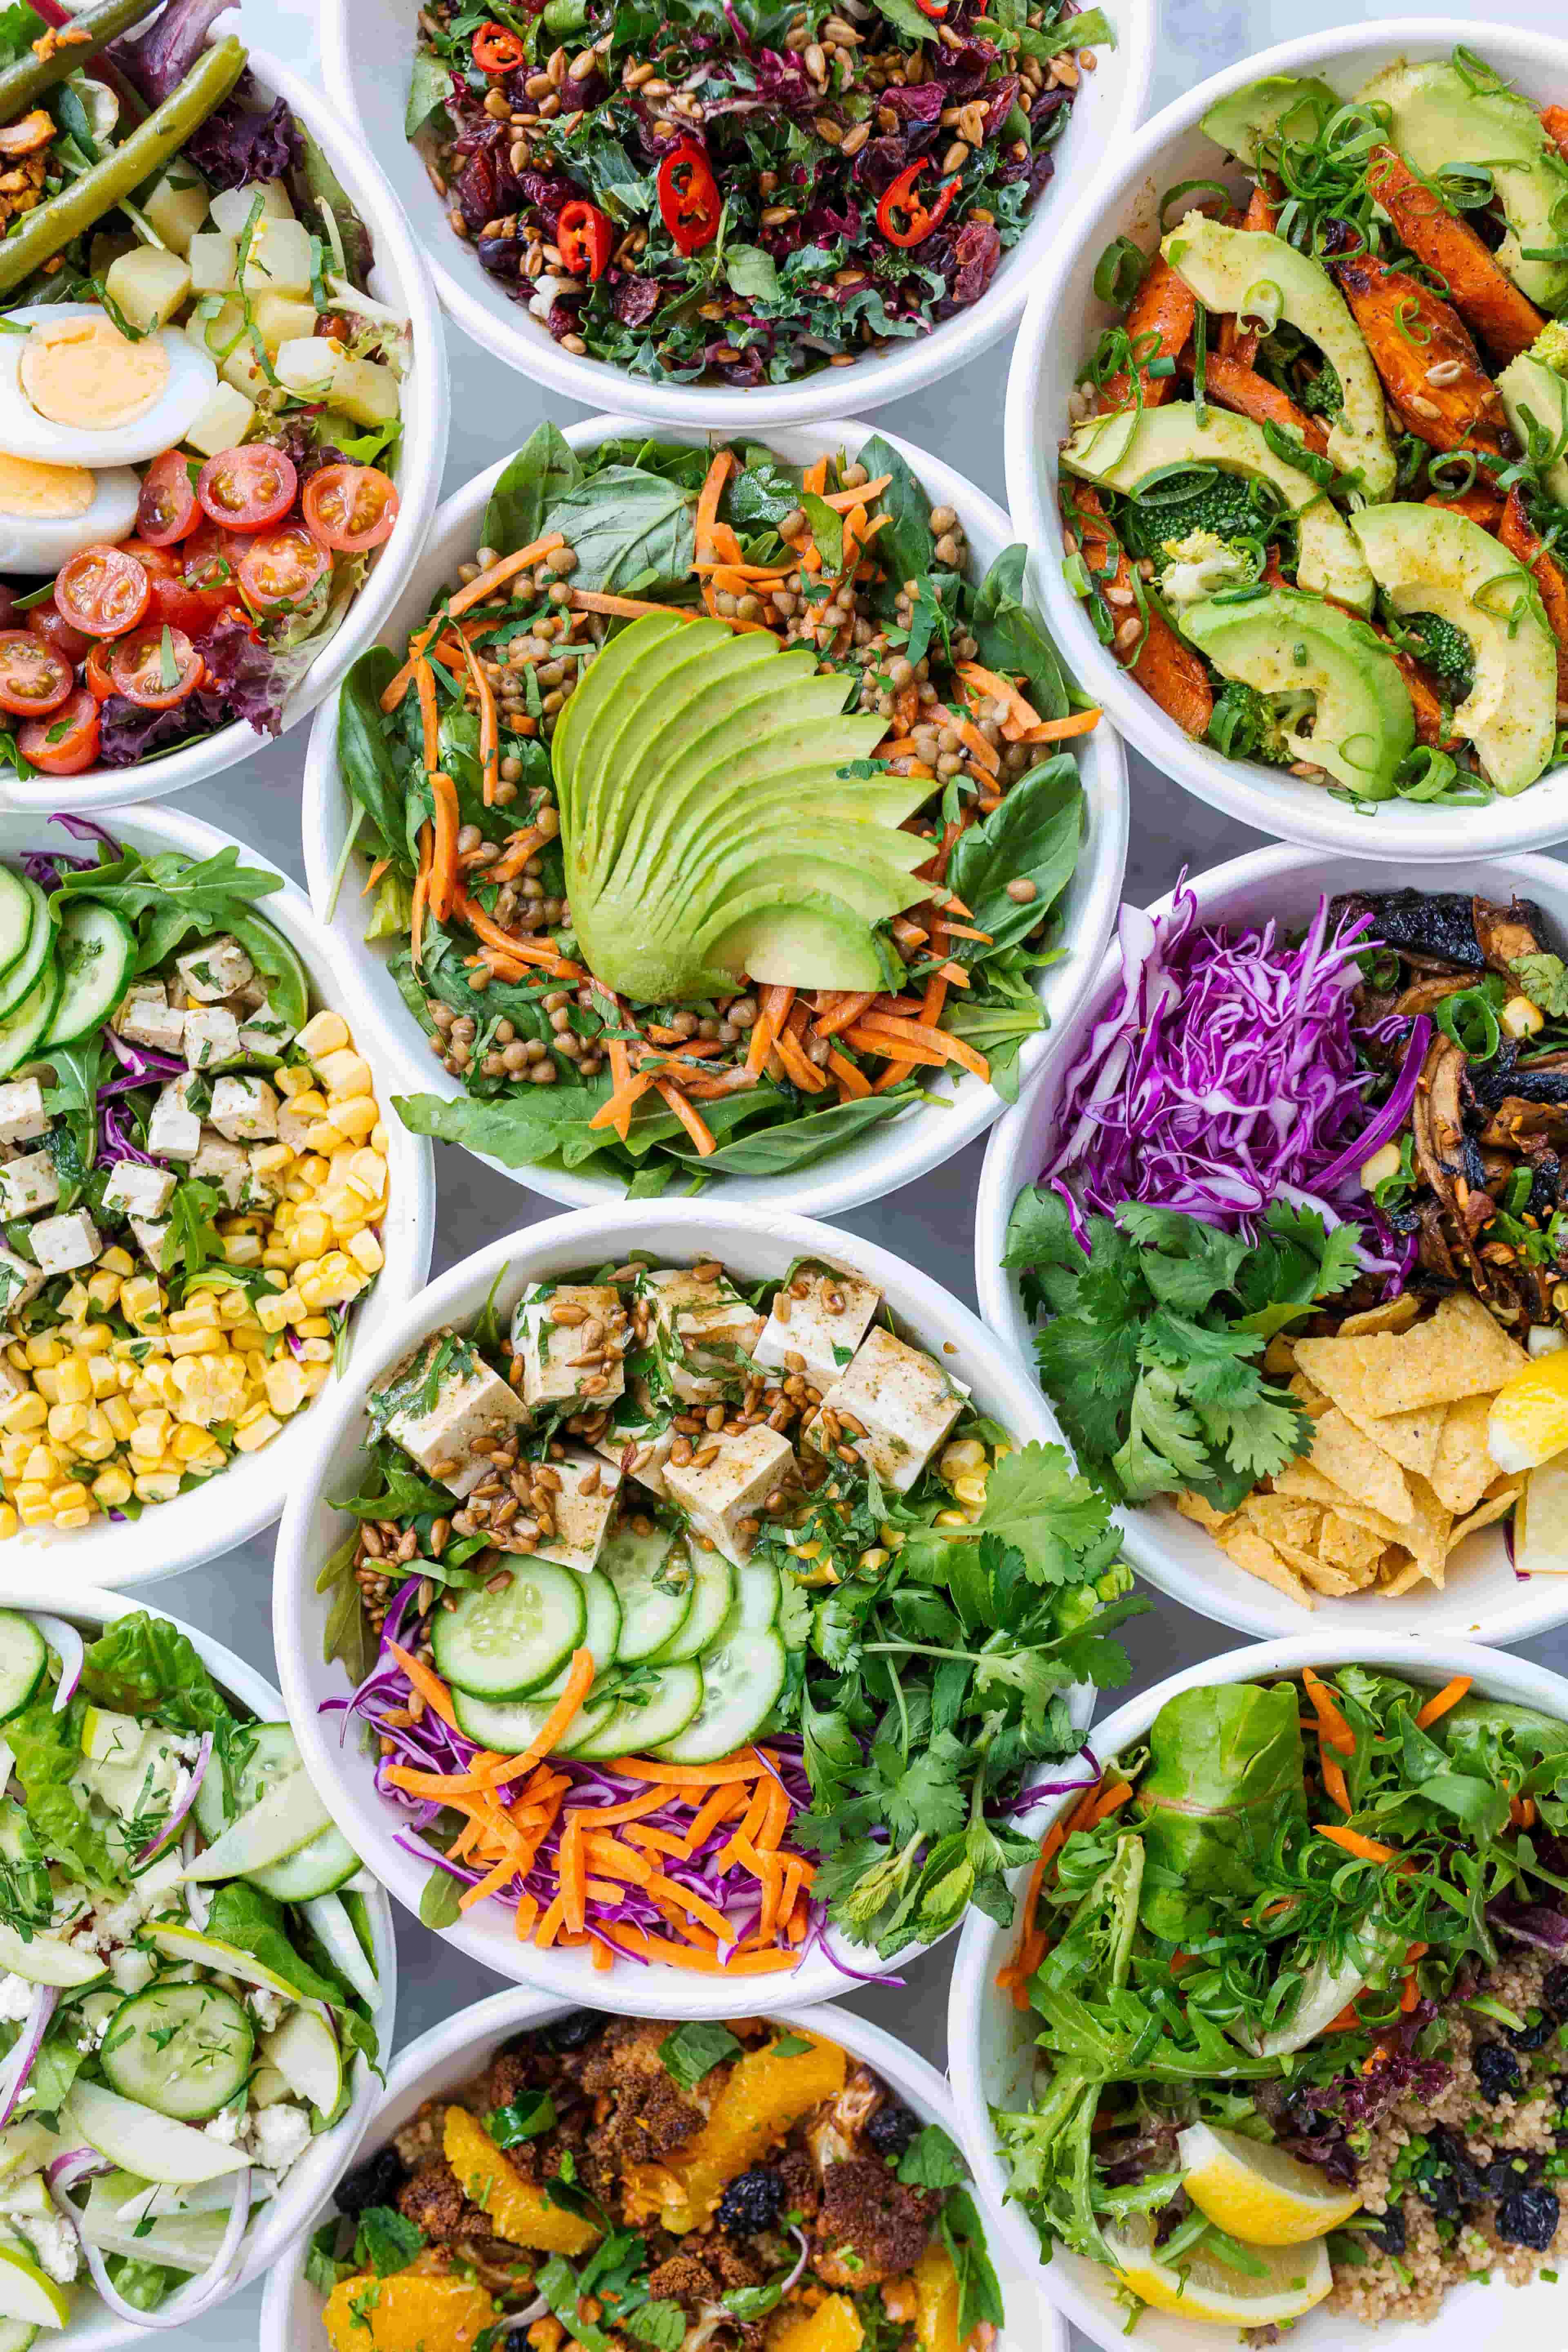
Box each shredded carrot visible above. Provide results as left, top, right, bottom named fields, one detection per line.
left=825, top=1047, right=871, bottom=1098
left=1414, top=1675, right=1472, bottom=1730
left=386, top=1643, right=458, bottom=1729
left=772, top=1024, right=826, bottom=1093
left=514, top=1891, right=539, bottom=1940
left=454, top=631, right=500, bottom=806
left=682, top=1782, right=748, bottom=1853
left=591, top=1934, right=614, bottom=1971
left=410, top=823, right=432, bottom=966
left=695, top=448, right=735, bottom=557
left=1511, top=1794, right=1539, bottom=1829
left=536, top=1894, right=567, bottom=1948
left=589, top=1067, right=656, bottom=1132
left=1301, top=1667, right=1356, bottom=1755
left=849, top=1012, right=990, bottom=1082
left=615, top=1752, right=767, bottom=1787
left=560, top=1815, right=587, bottom=1934
left=1321, top=1756, right=1351, bottom=1815
left=1017, top=708, right=1102, bottom=742
left=803, top=457, right=828, bottom=497
left=1321, top=2003, right=1362, bottom=2034
left=655, top=1078, right=716, bottom=1156
left=625, top=1823, right=688, bottom=1859
left=955, top=659, right=1042, bottom=739
left=812, top=991, right=878, bottom=1041
left=461, top=1854, right=521, bottom=1910
left=488, top=822, right=552, bottom=882
left=511, top=1648, right=596, bottom=1774
left=568, top=590, right=761, bottom=632
left=1090, top=1780, right=1135, bottom=1826
left=818, top=474, right=893, bottom=512
left=360, top=855, right=390, bottom=897
left=601, top=1921, right=801, bottom=1975
left=584, top=1833, right=653, bottom=1885
left=948, top=713, right=1000, bottom=774
left=379, top=537, right=566, bottom=706
left=453, top=888, right=585, bottom=978
left=427, top=769, right=460, bottom=925
left=1317, top=1824, right=1399, bottom=1864
left=606, top=1036, right=636, bottom=1142
left=746, top=983, right=795, bottom=1076
left=919, top=973, right=948, bottom=1032
left=647, top=1873, right=735, bottom=1944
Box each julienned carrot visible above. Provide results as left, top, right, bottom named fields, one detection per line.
left=1090, top=1780, right=1135, bottom=1826
left=1414, top=1675, right=1472, bottom=1730
left=615, top=1752, right=768, bottom=1787
left=380, top=537, right=567, bottom=707
left=515, top=1648, right=596, bottom=1772
left=1018, top=708, right=1102, bottom=742
left=626, top=1823, right=688, bottom=1858
left=682, top=1782, right=748, bottom=1853
left=955, top=659, right=1043, bottom=739
left=560, top=1816, right=587, bottom=1933
left=606, top=1036, right=636, bottom=1142
left=850, top=1012, right=990, bottom=1082
left=1321, top=1756, right=1351, bottom=1816
left=803, top=457, right=829, bottom=497
left=427, top=768, right=460, bottom=924
left=1302, top=1666, right=1356, bottom=1755
left=589, top=1069, right=656, bottom=1132
left=514, top=1892, right=539, bottom=1940
left=1317, top=1824, right=1399, bottom=1864
left=410, top=823, right=432, bottom=967
left=812, top=991, right=878, bottom=1041
left=455, top=632, right=500, bottom=806
left=568, top=590, right=762, bottom=633
left=948, top=713, right=1000, bottom=774
left=826, top=1047, right=871, bottom=1098
left=818, top=473, right=893, bottom=512
left=648, top=1873, right=735, bottom=1943
left=1321, top=2002, right=1363, bottom=2033
left=655, top=1078, right=717, bottom=1156
left=489, top=822, right=551, bottom=881
left=461, top=1854, right=519, bottom=1910
left=386, top=1642, right=458, bottom=1729
left=454, top=888, right=585, bottom=980
left=584, top=1833, right=653, bottom=1884
left=695, top=448, right=735, bottom=559
left=604, top=1921, right=802, bottom=1975
left=772, top=1024, right=826, bottom=1093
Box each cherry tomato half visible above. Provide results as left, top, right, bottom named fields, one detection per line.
left=301, top=465, right=401, bottom=555
left=136, top=451, right=202, bottom=547
left=239, top=525, right=330, bottom=614
left=27, top=604, right=91, bottom=665
left=54, top=545, right=149, bottom=639
left=177, top=526, right=249, bottom=623
left=472, top=21, right=526, bottom=71
left=20, top=687, right=100, bottom=775
left=0, top=630, right=74, bottom=718
left=196, top=445, right=299, bottom=534
left=85, top=642, right=117, bottom=702
left=109, top=624, right=205, bottom=712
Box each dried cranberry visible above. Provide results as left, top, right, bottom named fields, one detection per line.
left=1496, top=2183, right=1561, bottom=2249
left=1477, top=2041, right=1525, bottom=2101
left=336, top=2144, right=405, bottom=2216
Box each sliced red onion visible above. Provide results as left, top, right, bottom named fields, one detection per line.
left=1311, top=1014, right=1432, bottom=1194
left=135, top=1733, right=212, bottom=1870
left=30, top=1615, right=82, bottom=1712
left=0, top=1984, right=56, bottom=2129
left=51, top=2163, right=252, bottom=2330
left=45, top=2148, right=107, bottom=2196
left=781, top=2227, right=811, bottom=2296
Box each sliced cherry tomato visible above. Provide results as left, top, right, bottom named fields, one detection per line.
left=19, top=687, right=100, bottom=775
left=302, top=464, right=401, bottom=555
left=657, top=139, right=720, bottom=257
left=471, top=20, right=525, bottom=71
left=53, top=545, right=149, bottom=639
left=137, top=450, right=202, bottom=547
left=238, top=524, right=330, bottom=614
left=196, top=445, right=299, bottom=534
left=876, top=160, right=961, bottom=249
left=177, top=526, right=248, bottom=622
left=27, top=603, right=91, bottom=664
left=558, top=199, right=614, bottom=283
left=85, top=642, right=118, bottom=702
left=0, top=631, right=73, bottom=718
left=109, top=623, right=205, bottom=711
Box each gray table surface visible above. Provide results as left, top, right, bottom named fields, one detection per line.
left=112, top=0, right=1568, bottom=2338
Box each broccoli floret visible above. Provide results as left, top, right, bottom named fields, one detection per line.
left=1157, top=528, right=1257, bottom=615
left=1530, top=319, right=1568, bottom=379
left=1206, top=679, right=1294, bottom=764
left=1118, top=468, right=1276, bottom=558
left=1299, top=356, right=1344, bottom=419
left=1400, top=611, right=1475, bottom=697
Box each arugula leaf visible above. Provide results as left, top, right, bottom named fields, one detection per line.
left=725, top=243, right=782, bottom=303
left=404, top=47, right=452, bottom=135
left=659, top=2020, right=741, bottom=2089
left=204, top=1882, right=379, bottom=2070
left=56, top=847, right=283, bottom=971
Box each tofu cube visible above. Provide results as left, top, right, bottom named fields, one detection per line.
left=30, top=1212, right=101, bottom=1279
left=0, top=1251, right=42, bottom=1316
left=184, top=1007, right=242, bottom=1072
left=0, top=1355, right=25, bottom=1408
left=754, top=1267, right=882, bottom=1390
left=116, top=983, right=186, bottom=1057
left=0, top=1080, right=47, bottom=1147
left=639, top=1267, right=764, bottom=1403
left=147, top=1076, right=201, bottom=1161
left=529, top=1450, right=621, bottom=1572
left=806, top=1327, right=969, bottom=1493
left=209, top=1076, right=279, bottom=1144
left=378, top=1338, right=528, bottom=1497
left=241, top=1148, right=281, bottom=1213
left=663, top=1426, right=797, bottom=1566
left=593, top=1412, right=675, bottom=1499
left=131, top=1219, right=173, bottom=1274
left=176, top=935, right=254, bottom=1002
left=0, top=1153, right=58, bottom=1220
left=102, top=1163, right=176, bottom=1221
left=512, top=1283, right=627, bottom=1412
left=237, top=997, right=296, bottom=1058
left=191, top=1131, right=248, bottom=1210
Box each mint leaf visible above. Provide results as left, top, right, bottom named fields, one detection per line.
left=896, top=2124, right=970, bottom=2187
left=353, top=2207, right=423, bottom=2278
left=659, top=2021, right=742, bottom=2091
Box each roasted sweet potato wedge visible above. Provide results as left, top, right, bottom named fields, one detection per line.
left=1330, top=249, right=1504, bottom=451
left=1181, top=346, right=1330, bottom=458
left=1072, top=486, right=1214, bottom=738
left=1096, top=252, right=1197, bottom=413
left=1543, top=105, right=1568, bottom=163
left=1365, top=145, right=1545, bottom=364
left=1425, top=485, right=1505, bottom=529
left=1499, top=486, right=1568, bottom=704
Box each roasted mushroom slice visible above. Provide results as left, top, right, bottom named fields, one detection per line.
left=1472, top=895, right=1548, bottom=976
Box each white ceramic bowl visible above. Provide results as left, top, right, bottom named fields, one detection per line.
left=1004, top=16, right=1568, bottom=862
left=0, top=800, right=434, bottom=1590
left=975, top=840, right=1568, bottom=1646
left=301, top=413, right=1128, bottom=1216
left=274, top=1200, right=1097, bottom=2015
left=322, top=0, right=1152, bottom=431
left=261, top=1987, right=1068, bottom=2352
left=2, top=38, right=450, bottom=815
left=949, top=1632, right=1568, bottom=2352
left=1, top=1578, right=396, bottom=2352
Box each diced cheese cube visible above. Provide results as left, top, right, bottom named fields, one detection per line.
left=237, top=997, right=295, bottom=1058
left=148, top=1076, right=201, bottom=1160
left=0, top=1080, right=47, bottom=1146
left=184, top=1007, right=242, bottom=1072
left=210, top=179, right=294, bottom=236
left=130, top=1219, right=172, bottom=1274
left=116, top=982, right=186, bottom=1056
left=377, top=1338, right=528, bottom=1497
left=31, top=1212, right=102, bottom=1279
left=528, top=1449, right=621, bottom=1572
left=806, top=1327, right=969, bottom=1493
left=185, top=382, right=256, bottom=463
left=102, top=1163, right=176, bottom=1221
left=0, top=1252, right=42, bottom=1316
left=511, top=1283, right=627, bottom=1412
left=663, top=1426, right=796, bottom=1566
left=639, top=1267, right=764, bottom=1403
left=191, top=1131, right=247, bottom=1209
left=592, top=1412, right=675, bottom=1499
left=209, top=1076, right=279, bottom=1144
left=176, top=935, right=254, bottom=1002
left=754, top=1267, right=882, bottom=1390
left=0, top=1152, right=57, bottom=1220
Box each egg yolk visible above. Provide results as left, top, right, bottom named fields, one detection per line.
left=19, top=315, right=169, bottom=432
left=0, top=450, right=95, bottom=518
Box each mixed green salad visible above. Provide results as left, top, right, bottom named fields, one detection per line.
left=0, top=1604, right=380, bottom=2338
left=334, top=423, right=1096, bottom=1191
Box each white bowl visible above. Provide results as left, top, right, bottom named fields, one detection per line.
left=322, top=0, right=1153, bottom=432
left=261, top=1987, right=1068, bottom=2352
left=1004, top=16, right=1568, bottom=862
left=2, top=38, right=450, bottom=815
left=274, top=1199, right=1097, bottom=2015
left=0, top=800, right=434, bottom=1590
left=975, top=839, right=1568, bottom=1646
left=301, top=413, right=1128, bottom=1216
left=0, top=1578, right=396, bottom=2352
left=949, top=1632, right=1568, bottom=2352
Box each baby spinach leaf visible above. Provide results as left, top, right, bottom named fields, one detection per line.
left=486, top=421, right=584, bottom=556
left=541, top=466, right=697, bottom=594
left=657, top=1087, right=917, bottom=1175
left=968, top=544, right=1074, bottom=723
left=336, top=647, right=410, bottom=866
left=947, top=755, right=1082, bottom=959
left=859, top=434, right=933, bottom=606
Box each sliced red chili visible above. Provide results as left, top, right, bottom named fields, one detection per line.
left=877, top=160, right=962, bottom=249
left=915, top=0, right=949, bottom=16
left=657, top=138, right=721, bottom=257
left=472, top=22, right=526, bottom=72
left=557, top=199, right=614, bottom=283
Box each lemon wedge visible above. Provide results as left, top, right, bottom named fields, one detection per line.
left=1489, top=1351, right=1568, bottom=1473
left=1176, top=2121, right=1363, bottom=2244
left=1104, top=2209, right=1334, bottom=2326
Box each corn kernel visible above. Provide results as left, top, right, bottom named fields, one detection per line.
left=169, top=1298, right=221, bottom=1331
left=87, top=1355, right=118, bottom=1401
left=53, top=1357, right=92, bottom=1406
left=316, top=1047, right=372, bottom=1098
left=74, top=1412, right=116, bottom=1465
left=58, top=1281, right=90, bottom=1325
left=23, top=1338, right=62, bottom=1370
left=46, top=1403, right=87, bottom=1446
left=303, top=1120, right=346, bottom=1154
left=298, top=1009, right=350, bottom=1058
left=265, top=1361, right=306, bottom=1417
left=31, top=1370, right=59, bottom=1405
left=299, top=1361, right=330, bottom=1396
left=330, top=1096, right=379, bottom=1140
left=102, top=1395, right=136, bottom=1442
left=17, top=1497, right=52, bottom=1526
left=251, top=1143, right=293, bottom=1175
left=100, top=1246, right=134, bottom=1278
left=227, top=1320, right=266, bottom=1351
left=171, top=1423, right=213, bottom=1463
left=371, top=1122, right=388, bottom=1154
left=0, top=1434, right=30, bottom=1479
left=347, top=1230, right=383, bottom=1274
left=85, top=1269, right=122, bottom=1312
left=347, top=1151, right=386, bottom=1201
left=169, top=1328, right=225, bottom=1358
left=0, top=1392, right=45, bottom=1433
left=255, top=1294, right=289, bottom=1335
left=223, top=1232, right=264, bottom=1268
left=91, top=1466, right=133, bottom=1508
left=233, top=1412, right=281, bottom=1453
left=0, top=1505, right=16, bottom=1540
left=134, top=1472, right=182, bottom=1503
left=283, top=1177, right=313, bottom=1206
left=120, top=1278, right=163, bottom=1330
left=53, top=1503, right=92, bottom=1530
left=288, top=1089, right=328, bottom=1123
left=295, top=1338, right=334, bottom=1362
left=934, top=1508, right=969, bottom=1529
left=276, top=1065, right=313, bottom=1098
left=129, top=1416, right=168, bottom=1460
left=3, top=1345, right=23, bottom=1373
left=953, top=1475, right=988, bottom=1509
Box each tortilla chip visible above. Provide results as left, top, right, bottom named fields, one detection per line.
left=1263, top=1335, right=1298, bottom=1379
left=1319, top=1512, right=1387, bottom=1575
left=1290, top=1338, right=1442, bottom=1470
left=1287, top=1372, right=1332, bottom=1418
left=1216, top=1521, right=1315, bottom=1608
left=1305, top=1408, right=1413, bottom=1525
left=1175, top=1492, right=1233, bottom=1535
left=1269, top=1462, right=1409, bottom=1546
left=1336, top=1295, right=1421, bottom=1338
left=1446, top=1483, right=1522, bottom=1555
left=1430, top=1393, right=1499, bottom=1518
left=1297, top=1297, right=1525, bottom=1418
left=1379, top=1553, right=1430, bottom=1596
left=1271, top=1537, right=1363, bottom=1598
left=1397, top=1472, right=1454, bottom=1588
left=1236, top=1493, right=1324, bottom=1553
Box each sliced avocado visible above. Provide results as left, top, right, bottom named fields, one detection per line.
left=707, top=896, right=886, bottom=991
left=1201, top=72, right=1340, bottom=167
left=1180, top=588, right=1414, bottom=797
left=1161, top=213, right=1395, bottom=497
left=1357, top=56, right=1568, bottom=312
left=1061, top=401, right=1376, bottom=613
left=1350, top=502, right=1558, bottom=793
left=1497, top=352, right=1568, bottom=503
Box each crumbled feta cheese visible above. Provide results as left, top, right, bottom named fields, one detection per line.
left=247, top=1986, right=286, bottom=2034
left=108, top=1946, right=154, bottom=1997
left=29, top=1211, right=101, bottom=1278
left=249, top=2100, right=312, bottom=2175
left=203, top=2105, right=244, bottom=2147
left=0, top=1973, right=34, bottom=2024
left=0, top=1152, right=58, bottom=1221
left=15, top=2200, right=78, bottom=2283
left=176, top=934, right=253, bottom=1002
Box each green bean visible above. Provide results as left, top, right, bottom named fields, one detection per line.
left=0, top=35, right=245, bottom=298
left=0, top=0, right=163, bottom=131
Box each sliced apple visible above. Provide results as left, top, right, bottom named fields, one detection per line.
left=139, top=1925, right=320, bottom=2017
left=303, top=1892, right=380, bottom=2009
left=64, top=2082, right=247, bottom=2188
left=181, top=1772, right=331, bottom=1882
left=0, top=2242, right=68, bottom=2328
left=78, top=2183, right=232, bottom=2273
left=262, top=2008, right=341, bottom=2116
left=0, top=1924, right=105, bottom=1991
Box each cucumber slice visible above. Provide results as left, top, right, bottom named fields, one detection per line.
left=528, top=1570, right=619, bottom=1699
left=184, top=1771, right=332, bottom=1882
left=42, top=900, right=132, bottom=1048
left=0, top=2319, right=37, bottom=2350
left=450, top=1685, right=614, bottom=1757
left=0, top=881, right=48, bottom=1021
left=649, top=1543, right=733, bottom=1664
left=572, top=1664, right=704, bottom=1761
left=433, top=1561, right=587, bottom=1700
left=0, top=965, right=59, bottom=1083
left=0, top=1615, right=46, bottom=1724
left=99, top=1981, right=253, bottom=2122
left=194, top=1721, right=298, bottom=1842
left=0, top=866, right=32, bottom=988
left=654, top=1628, right=786, bottom=1766
left=603, top=1520, right=692, bottom=1663
left=734, top=1558, right=780, bottom=1630
left=248, top=1820, right=359, bottom=1900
